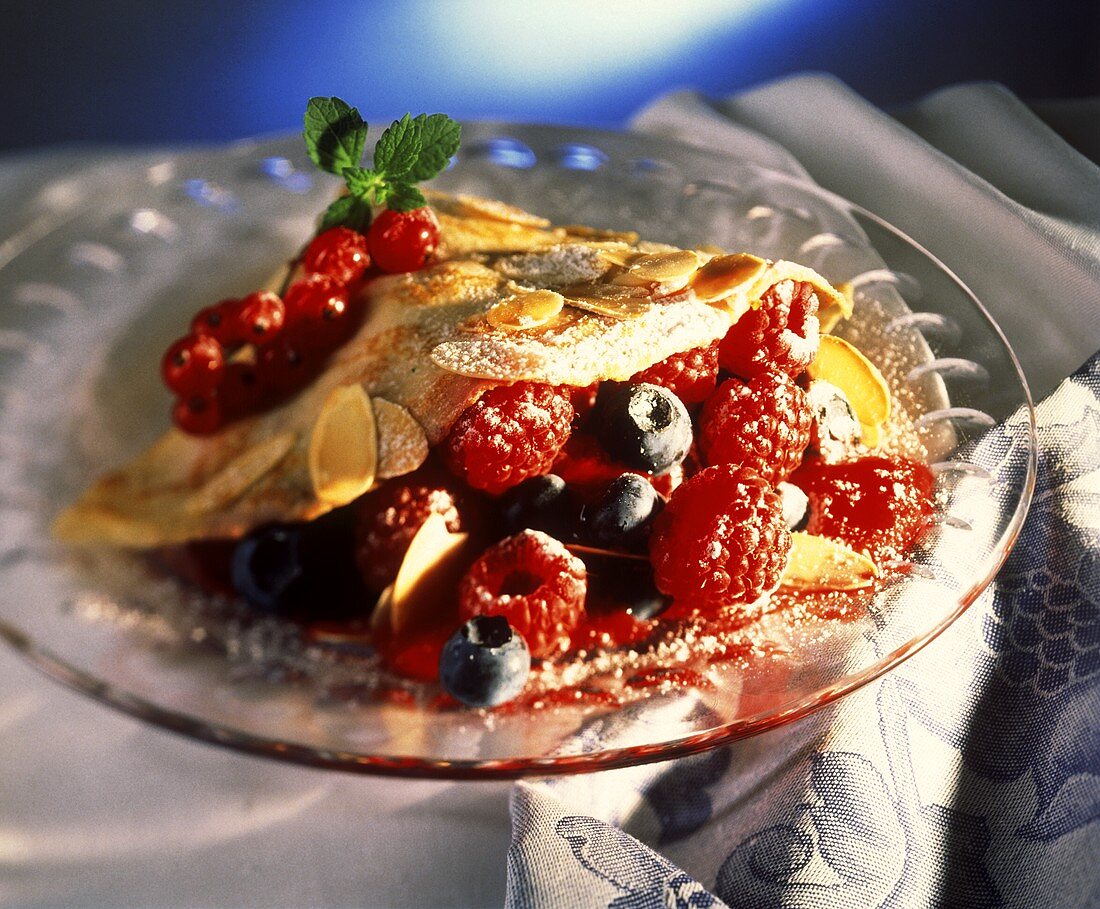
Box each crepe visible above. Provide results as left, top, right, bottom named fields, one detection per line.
left=53, top=192, right=850, bottom=548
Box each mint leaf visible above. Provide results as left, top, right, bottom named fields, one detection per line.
left=386, top=181, right=427, bottom=212
left=407, top=114, right=461, bottom=182
left=342, top=166, right=384, bottom=198
left=373, top=114, right=422, bottom=180
left=304, top=97, right=368, bottom=175
left=320, top=194, right=373, bottom=232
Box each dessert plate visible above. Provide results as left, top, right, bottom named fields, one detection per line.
left=0, top=126, right=1035, bottom=778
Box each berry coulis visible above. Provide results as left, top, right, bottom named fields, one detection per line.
left=790, top=456, right=935, bottom=564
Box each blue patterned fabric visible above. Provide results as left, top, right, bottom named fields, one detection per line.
left=507, top=353, right=1100, bottom=909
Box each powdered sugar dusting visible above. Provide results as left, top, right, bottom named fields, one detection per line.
left=431, top=294, right=733, bottom=385
left=493, top=243, right=612, bottom=287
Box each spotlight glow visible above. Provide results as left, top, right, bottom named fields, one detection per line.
left=413, top=0, right=784, bottom=99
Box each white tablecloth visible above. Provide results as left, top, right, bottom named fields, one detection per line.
left=2, top=77, right=1097, bottom=908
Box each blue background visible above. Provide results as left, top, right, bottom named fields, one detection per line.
left=3, top=0, right=1097, bottom=152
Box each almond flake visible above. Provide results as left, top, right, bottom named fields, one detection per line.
left=373, top=397, right=429, bottom=478
left=185, top=432, right=297, bottom=516
left=690, top=253, right=768, bottom=303
left=486, top=286, right=565, bottom=331
left=562, top=283, right=652, bottom=319
left=780, top=532, right=879, bottom=591
left=308, top=384, right=378, bottom=506
left=389, top=513, right=470, bottom=635
left=807, top=335, right=891, bottom=440
left=613, top=249, right=701, bottom=286
left=565, top=543, right=649, bottom=562
left=821, top=281, right=855, bottom=332
left=563, top=224, right=640, bottom=244
left=593, top=245, right=639, bottom=268
left=450, top=193, right=552, bottom=227
left=370, top=586, right=394, bottom=632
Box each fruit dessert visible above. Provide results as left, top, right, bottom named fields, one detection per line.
left=55, top=99, right=935, bottom=711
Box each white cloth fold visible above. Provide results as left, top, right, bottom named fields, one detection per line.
left=632, top=75, right=1100, bottom=400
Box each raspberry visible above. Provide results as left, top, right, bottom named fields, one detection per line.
left=354, top=469, right=468, bottom=592
left=368, top=207, right=441, bottom=274
left=443, top=383, right=574, bottom=494
left=698, top=371, right=812, bottom=484
left=629, top=340, right=720, bottom=405
left=719, top=279, right=820, bottom=378
left=649, top=465, right=790, bottom=611
left=458, top=530, right=587, bottom=658
left=302, top=227, right=370, bottom=285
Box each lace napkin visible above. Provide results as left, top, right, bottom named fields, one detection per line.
left=506, top=77, right=1100, bottom=909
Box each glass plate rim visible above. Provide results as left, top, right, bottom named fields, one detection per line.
left=0, top=123, right=1038, bottom=779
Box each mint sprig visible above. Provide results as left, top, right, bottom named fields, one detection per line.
left=303, top=98, right=461, bottom=228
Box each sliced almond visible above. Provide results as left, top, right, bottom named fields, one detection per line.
left=562, top=283, right=652, bottom=319
left=690, top=253, right=768, bottom=304
left=565, top=543, right=649, bottom=563
left=807, top=335, right=891, bottom=443
left=486, top=285, right=565, bottom=331
left=371, top=586, right=394, bottom=633
left=451, top=193, right=552, bottom=228
left=373, top=397, right=429, bottom=479
left=613, top=250, right=701, bottom=287
left=781, top=532, right=879, bottom=591
left=822, top=281, right=856, bottom=333
left=308, top=384, right=378, bottom=506
left=696, top=243, right=726, bottom=257
left=593, top=244, right=639, bottom=268
left=635, top=241, right=681, bottom=254
left=860, top=421, right=883, bottom=449
left=389, top=512, right=470, bottom=635
left=563, top=224, right=640, bottom=244
left=185, top=432, right=297, bottom=516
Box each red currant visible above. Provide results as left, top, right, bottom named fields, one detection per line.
left=220, top=361, right=263, bottom=416
left=232, top=291, right=286, bottom=343
left=172, top=393, right=223, bottom=435
left=257, top=340, right=318, bottom=397
left=191, top=298, right=244, bottom=347
left=367, top=207, right=440, bottom=274
left=302, top=227, right=370, bottom=285
left=283, top=274, right=348, bottom=326
left=161, top=334, right=225, bottom=397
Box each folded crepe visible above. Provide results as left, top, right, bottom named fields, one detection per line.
left=53, top=192, right=850, bottom=548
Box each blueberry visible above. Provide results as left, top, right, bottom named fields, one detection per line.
left=806, top=379, right=861, bottom=461
left=439, top=616, right=531, bottom=708
left=581, top=473, right=664, bottom=550
left=593, top=382, right=692, bottom=474
left=777, top=481, right=809, bottom=531
left=230, top=512, right=368, bottom=619
left=585, top=555, right=671, bottom=620
left=230, top=524, right=307, bottom=614
left=499, top=474, right=576, bottom=537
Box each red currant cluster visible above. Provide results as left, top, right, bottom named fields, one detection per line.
left=163, top=209, right=441, bottom=435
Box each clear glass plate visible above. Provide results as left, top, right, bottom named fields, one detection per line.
left=0, top=126, right=1036, bottom=778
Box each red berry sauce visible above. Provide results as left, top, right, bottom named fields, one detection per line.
left=791, top=456, right=936, bottom=564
